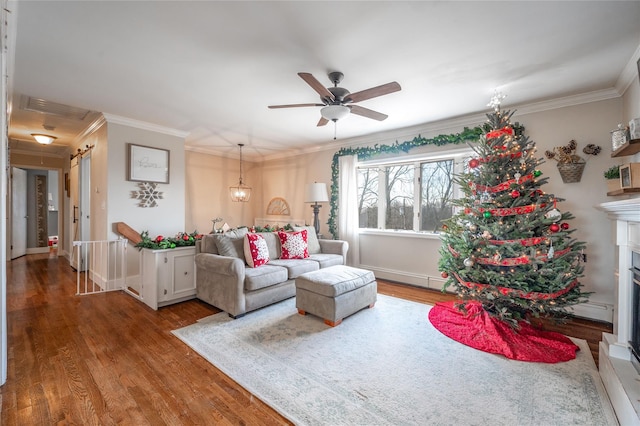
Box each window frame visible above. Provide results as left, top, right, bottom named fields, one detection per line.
left=357, top=148, right=472, bottom=235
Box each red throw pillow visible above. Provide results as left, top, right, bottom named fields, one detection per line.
left=278, top=230, right=309, bottom=259
left=243, top=233, right=270, bottom=268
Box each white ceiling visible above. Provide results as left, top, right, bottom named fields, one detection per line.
left=8, top=1, right=640, bottom=161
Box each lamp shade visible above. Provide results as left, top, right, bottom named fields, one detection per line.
left=229, top=183, right=251, bottom=202
left=320, top=105, right=350, bottom=121
left=305, top=182, right=329, bottom=203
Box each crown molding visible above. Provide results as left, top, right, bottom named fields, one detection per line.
left=615, top=43, right=640, bottom=95
left=510, top=88, right=621, bottom=116
left=74, top=114, right=106, bottom=144
left=103, top=113, right=190, bottom=138
left=260, top=88, right=622, bottom=163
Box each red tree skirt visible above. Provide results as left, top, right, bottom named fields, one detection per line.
left=428, top=301, right=579, bottom=363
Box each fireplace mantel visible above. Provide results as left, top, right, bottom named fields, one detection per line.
left=595, top=197, right=640, bottom=425
left=597, top=198, right=640, bottom=223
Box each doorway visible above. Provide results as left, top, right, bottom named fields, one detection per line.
left=10, top=167, right=62, bottom=259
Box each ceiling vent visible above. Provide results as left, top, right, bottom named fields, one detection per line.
left=20, top=96, right=91, bottom=121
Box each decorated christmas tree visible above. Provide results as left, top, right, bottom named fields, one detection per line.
left=432, top=94, right=590, bottom=362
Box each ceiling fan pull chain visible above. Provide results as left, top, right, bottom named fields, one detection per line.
left=333, top=121, right=337, bottom=140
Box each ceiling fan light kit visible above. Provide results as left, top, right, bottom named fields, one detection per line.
left=31, top=133, right=56, bottom=145
left=321, top=105, right=350, bottom=121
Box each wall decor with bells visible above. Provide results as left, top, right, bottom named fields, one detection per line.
left=131, top=182, right=164, bottom=207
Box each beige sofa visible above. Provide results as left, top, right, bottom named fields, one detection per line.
left=195, top=226, right=349, bottom=318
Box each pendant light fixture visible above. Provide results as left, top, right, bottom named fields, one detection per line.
left=229, top=143, right=251, bottom=202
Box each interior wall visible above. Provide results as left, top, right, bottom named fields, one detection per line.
left=103, top=121, right=187, bottom=279
left=184, top=151, right=259, bottom=233
left=257, top=149, right=335, bottom=231
left=622, top=68, right=640, bottom=164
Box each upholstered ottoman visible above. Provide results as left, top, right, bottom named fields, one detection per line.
left=295, top=265, right=377, bottom=326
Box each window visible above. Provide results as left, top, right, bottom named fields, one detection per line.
left=420, top=160, right=453, bottom=232
left=357, top=152, right=465, bottom=233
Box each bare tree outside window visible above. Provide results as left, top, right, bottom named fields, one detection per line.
left=356, top=156, right=460, bottom=232
left=385, top=165, right=414, bottom=230
left=420, top=159, right=454, bottom=232
left=357, top=168, right=378, bottom=228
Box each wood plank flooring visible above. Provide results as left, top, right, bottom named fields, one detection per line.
left=1, top=253, right=612, bottom=424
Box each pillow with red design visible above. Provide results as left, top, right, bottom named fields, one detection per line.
left=278, top=230, right=309, bottom=259
left=243, top=233, right=270, bottom=268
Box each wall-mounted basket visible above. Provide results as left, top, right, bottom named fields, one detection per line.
left=556, top=161, right=585, bottom=183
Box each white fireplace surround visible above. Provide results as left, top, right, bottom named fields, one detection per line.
left=596, top=198, right=640, bottom=425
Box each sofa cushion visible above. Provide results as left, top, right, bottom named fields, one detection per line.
left=260, top=232, right=281, bottom=260
left=244, top=264, right=289, bottom=291
left=199, top=234, right=219, bottom=254
left=278, top=230, right=309, bottom=259
left=293, top=225, right=320, bottom=254
left=269, top=258, right=319, bottom=279
left=244, top=233, right=270, bottom=268
left=308, top=253, right=344, bottom=268
left=214, top=227, right=248, bottom=261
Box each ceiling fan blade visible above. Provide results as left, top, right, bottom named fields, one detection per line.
left=350, top=105, right=388, bottom=121
left=298, top=72, right=335, bottom=102
left=345, top=81, right=401, bottom=103
left=268, top=103, right=324, bottom=109
left=317, top=117, right=329, bottom=127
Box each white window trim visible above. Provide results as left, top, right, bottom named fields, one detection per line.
left=357, top=147, right=474, bottom=236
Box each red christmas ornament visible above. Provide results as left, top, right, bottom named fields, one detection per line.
left=549, top=223, right=560, bottom=233
left=510, top=190, right=520, bottom=198
left=469, top=159, right=480, bottom=168
left=441, top=271, right=449, bottom=279
left=560, top=222, right=569, bottom=230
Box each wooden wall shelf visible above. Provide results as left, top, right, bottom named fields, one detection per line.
left=606, top=187, right=640, bottom=196
left=611, top=139, right=640, bottom=157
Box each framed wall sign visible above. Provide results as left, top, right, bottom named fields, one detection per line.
left=127, top=143, right=170, bottom=183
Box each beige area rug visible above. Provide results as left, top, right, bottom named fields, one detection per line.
left=173, top=295, right=617, bottom=425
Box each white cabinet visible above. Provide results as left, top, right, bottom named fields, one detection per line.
left=140, top=246, right=196, bottom=310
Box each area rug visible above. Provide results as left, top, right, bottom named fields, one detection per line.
left=172, top=295, right=617, bottom=426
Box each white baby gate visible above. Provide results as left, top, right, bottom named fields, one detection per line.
left=73, top=239, right=129, bottom=296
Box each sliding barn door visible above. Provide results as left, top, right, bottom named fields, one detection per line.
left=70, top=155, right=91, bottom=271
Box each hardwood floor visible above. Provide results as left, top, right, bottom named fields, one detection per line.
left=1, top=253, right=612, bottom=424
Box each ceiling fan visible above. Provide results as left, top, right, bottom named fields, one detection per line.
left=268, top=72, right=401, bottom=127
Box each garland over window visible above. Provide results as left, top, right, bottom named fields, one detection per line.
left=328, top=126, right=485, bottom=238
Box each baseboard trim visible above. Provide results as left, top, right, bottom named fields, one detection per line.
left=358, top=264, right=447, bottom=291
left=571, top=301, right=614, bottom=323
left=360, top=264, right=613, bottom=323
left=26, top=247, right=50, bottom=254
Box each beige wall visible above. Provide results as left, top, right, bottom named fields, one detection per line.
left=622, top=69, right=640, bottom=164
left=185, top=151, right=259, bottom=233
